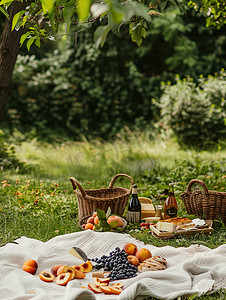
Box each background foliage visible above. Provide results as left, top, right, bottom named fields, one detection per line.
left=160, top=70, right=226, bottom=147
left=0, top=129, right=33, bottom=173
left=3, top=7, right=226, bottom=143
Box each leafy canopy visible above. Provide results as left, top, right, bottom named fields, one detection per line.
left=0, top=0, right=225, bottom=50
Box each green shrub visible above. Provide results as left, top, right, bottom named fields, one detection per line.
left=0, top=129, right=34, bottom=173
left=6, top=38, right=161, bottom=141
left=159, top=70, right=226, bottom=147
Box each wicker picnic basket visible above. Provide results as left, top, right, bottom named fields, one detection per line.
left=180, top=179, right=226, bottom=223
left=70, top=173, right=134, bottom=222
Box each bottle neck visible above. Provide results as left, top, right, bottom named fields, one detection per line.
left=132, top=187, right=138, bottom=195
left=168, top=184, right=174, bottom=195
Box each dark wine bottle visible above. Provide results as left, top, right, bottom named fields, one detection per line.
left=164, top=183, right=178, bottom=219
left=127, top=184, right=141, bottom=223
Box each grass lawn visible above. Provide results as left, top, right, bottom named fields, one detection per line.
left=0, top=134, right=225, bottom=299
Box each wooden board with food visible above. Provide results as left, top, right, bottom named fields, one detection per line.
left=149, top=217, right=213, bottom=239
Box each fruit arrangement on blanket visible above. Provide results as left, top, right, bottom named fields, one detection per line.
left=81, top=243, right=167, bottom=294
left=22, top=242, right=167, bottom=294
left=90, top=243, right=167, bottom=280
left=23, top=259, right=93, bottom=285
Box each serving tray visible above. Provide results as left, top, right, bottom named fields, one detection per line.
left=149, top=220, right=213, bottom=239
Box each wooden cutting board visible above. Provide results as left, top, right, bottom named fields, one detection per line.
left=149, top=220, right=213, bottom=239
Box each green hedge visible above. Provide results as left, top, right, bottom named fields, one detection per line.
left=159, top=71, right=226, bottom=147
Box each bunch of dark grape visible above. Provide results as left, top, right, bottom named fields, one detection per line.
left=90, top=247, right=137, bottom=280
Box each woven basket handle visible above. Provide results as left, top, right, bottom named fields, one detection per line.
left=70, top=177, right=86, bottom=197
left=187, top=179, right=209, bottom=195
left=109, top=173, right=134, bottom=193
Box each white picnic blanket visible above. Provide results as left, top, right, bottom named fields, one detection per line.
left=0, top=230, right=225, bottom=300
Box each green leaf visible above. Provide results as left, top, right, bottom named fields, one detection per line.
left=99, top=220, right=111, bottom=230
left=21, top=15, right=28, bottom=27
left=129, top=23, right=143, bottom=47
left=94, top=25, right=111, bottom=48
left=0, top=5, right=9, bottom=19
left=20, top=31, right=31, bottom=46
left=109, top=0, right=124, bottom=24
left=63, top=0, right=76, bottom=32
left=141, top=27, right=146, bottom=39
left=26, top=37, right=35, bottom=51
left=90, top=3, right=108, bottom=18
left=106, top=206, right=111, bottom=219
left=11, top=10, right=26, bottom=31
left=76, top=0, right=91, bottom=21
left=0, top=0, right=12, bottom=5
left=123, top=1, right=151, bottom=22
left=35, top=38, right=41, bottom=48
left=109, top=220, right=118, bottom=228
left=158, top=0, right=168, bottom=12
left=96, top=208, right=106, bottom=220
left=169, top=0, right=186, bottom=14
left=41, top=0, right=54, bottom=15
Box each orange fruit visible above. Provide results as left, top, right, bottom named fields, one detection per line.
left=85, top=223, right=94, bottom=230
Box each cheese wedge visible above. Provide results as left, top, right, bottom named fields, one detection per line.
left=156, top=221, right=176, bottom=233
left=69, top=247, right=88, bottom=261
left=141, top=203, right=155, bottom=218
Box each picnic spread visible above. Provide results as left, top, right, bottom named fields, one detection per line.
left=1, top=174, right=225, bottom=300
left=0, top=230, right=226, bottom=300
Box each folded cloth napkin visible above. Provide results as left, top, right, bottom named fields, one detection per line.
left=0, top=230, right=225, bottom=300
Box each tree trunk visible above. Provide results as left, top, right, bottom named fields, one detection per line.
left=0, top=1, right=26, bottom=123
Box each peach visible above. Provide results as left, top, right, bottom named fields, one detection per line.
left=73, top=265, right=84, bottom=272
left=74, top=269, right=86, bottom=279
left=39, top=271, right=55, bottom=282
left=22, top=259, right=38, bottom=275
left=107, top=216, right=123, bottom=227
left=85, top=223, right=94, bottom=230
left=123, top=243, right=138, bottom=255
left=82, top=224, right=86, bottom=229
left=99, top=278, right=110, bottom=284
left=135, top=248, right=152, bottom=263
left=94, top=216, right=99, bottom=225
left=57, top=265, right=66, bottom=276
left=92, top=277, right=108, bottom=287
left=51, top=265, right=62, bottom=277
left=63, top=266, right=75, bottom=279
left=55, top=272, right=72, bottom=286
left=100, top=286, right=113, bottom=294
left=127, top=255, right=139, bottom=266
left=108, top=286, right=122, bottom=295
left=79, top=261, right=93, bottom=273
left=111, top=282, right=124, bottom=289
left=88, top=283, right=102, bottom=293
left=94, top=216, right=99, bottom=224
left=87, top=216, right=95, bottom=225
left=92, top=212, right=97, bottom=218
